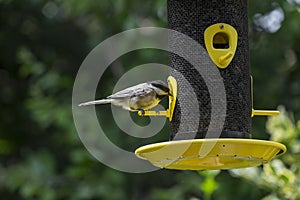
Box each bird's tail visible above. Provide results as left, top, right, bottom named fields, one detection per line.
left=78, top=99, right=112, bottom=106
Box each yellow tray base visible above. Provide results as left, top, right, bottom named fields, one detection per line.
left=135, top=139, right=286, bottom=170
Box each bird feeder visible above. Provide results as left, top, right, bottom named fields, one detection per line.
left=135, top=0, right=286, bottom=170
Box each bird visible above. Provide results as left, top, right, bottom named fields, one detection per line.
left=78, top=80, right=172, bottom=113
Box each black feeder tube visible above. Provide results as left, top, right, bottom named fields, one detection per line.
left=168, top=0, right=251, bottom=140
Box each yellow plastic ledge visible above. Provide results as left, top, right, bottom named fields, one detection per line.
left=135, top=139, right=286, bottom=170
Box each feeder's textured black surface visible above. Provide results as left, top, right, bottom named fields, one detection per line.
left=168, top=0, right=251, bottom=140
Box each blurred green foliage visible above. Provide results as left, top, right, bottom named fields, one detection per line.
left=0, top=0, right=299, bottom=199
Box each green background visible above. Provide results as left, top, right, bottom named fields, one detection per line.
left=1, top=0, right=300, bottom=199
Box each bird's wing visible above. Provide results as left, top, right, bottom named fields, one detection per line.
left=107, top=83, right=150, bottom=99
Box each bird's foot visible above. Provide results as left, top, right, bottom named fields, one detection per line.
left=138, top=109, right=145, bottom=115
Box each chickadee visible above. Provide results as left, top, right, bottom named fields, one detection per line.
left=78, top=80, right=171, bottom=112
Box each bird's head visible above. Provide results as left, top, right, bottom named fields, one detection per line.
left=150, top=80, right=172, bottom=97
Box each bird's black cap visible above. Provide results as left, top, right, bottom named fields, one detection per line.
left=150, top=80, right=171, bottom=95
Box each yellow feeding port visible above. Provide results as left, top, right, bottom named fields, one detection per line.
left=135, top=139, right=286, bottom=170
left=204, top=23, right=238, bottom=69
